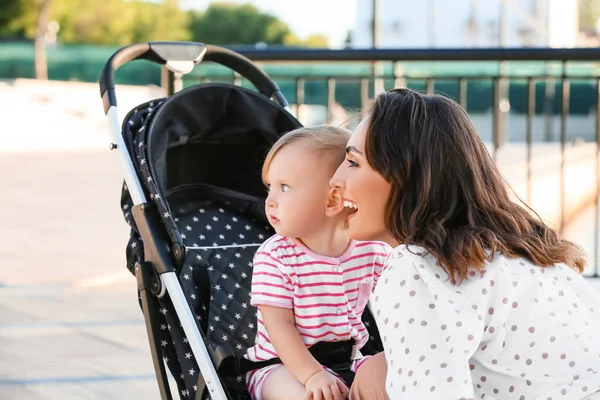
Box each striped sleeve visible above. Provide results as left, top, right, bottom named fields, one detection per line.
left=250, top=247, right=294, bottom=309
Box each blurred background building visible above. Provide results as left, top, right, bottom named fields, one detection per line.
left=352, top=0, right=581, bottom=48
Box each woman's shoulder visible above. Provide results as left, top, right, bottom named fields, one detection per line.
left=382, top=244, right=449, bottom=286
left=389, top=243, right=427, bottom=258
left=383, top=246, right=516, bottom=293
left=387, top=244, right=439, bottom=271
left=387, top=245, right=573, bottom=277
left=375, top=245, right=484, bottom=324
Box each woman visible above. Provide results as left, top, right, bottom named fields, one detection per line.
left=330, top=88, right=600, bottom=399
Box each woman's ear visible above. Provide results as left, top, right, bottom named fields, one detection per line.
left=325, top=187, right=345, bottom=217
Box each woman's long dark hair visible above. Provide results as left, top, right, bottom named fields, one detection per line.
left=366, top=88, right=586, bottom=284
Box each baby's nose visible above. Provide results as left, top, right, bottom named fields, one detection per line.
left=265, top=195, right=276, bottom=208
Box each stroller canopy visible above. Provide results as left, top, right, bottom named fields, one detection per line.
left=138, top=84, right=302, bottom=202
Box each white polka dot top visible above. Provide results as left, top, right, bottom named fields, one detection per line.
left=372, top=244, right=600, bottom=400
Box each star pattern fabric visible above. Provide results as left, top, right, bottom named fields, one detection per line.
left=119, top=100, right=384, bottom=400
left=171, top=190, right=275, bottom=399
left=120, top=100, right=274, bottom=399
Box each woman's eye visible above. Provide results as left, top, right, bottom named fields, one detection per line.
left=346, top=159, right=359, bottom=168
left=281, top=184, right=291, bottom=192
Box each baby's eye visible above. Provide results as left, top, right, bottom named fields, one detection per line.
left=265, top=184, right=271, bottom=193
left=281, top=184, right=290, bottom=192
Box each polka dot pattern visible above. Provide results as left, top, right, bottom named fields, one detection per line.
left=372, top=244, right=600, bottom=399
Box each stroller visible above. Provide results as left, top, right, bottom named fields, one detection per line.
left=99, top=41, right=384, bottom=400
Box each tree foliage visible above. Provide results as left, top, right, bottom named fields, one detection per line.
left=285, top=33, right=329, bottom=48
left=188, top=3, right=291, bottom=45
left=0, top=0, right=40, bottom=38
left=0, top=0, right=329, bottom=47
left=0, top=0, right=189, bottom=44
left=187, top=3, right=328, bottom=47
left=51, top=0, right=190, bottom=45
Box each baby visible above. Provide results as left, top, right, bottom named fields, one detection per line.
left=245, top=125, right=390, bottom=400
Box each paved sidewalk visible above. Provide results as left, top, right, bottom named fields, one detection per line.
left=0, top=151, right=164, bottom=399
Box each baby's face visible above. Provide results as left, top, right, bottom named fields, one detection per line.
left=263, top=142, right=333, bottom=238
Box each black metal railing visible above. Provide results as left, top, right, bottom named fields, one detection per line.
left=163, top=47, right=600, bottom=277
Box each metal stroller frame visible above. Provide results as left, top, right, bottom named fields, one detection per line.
left=99, top=41, right=292, bottom=400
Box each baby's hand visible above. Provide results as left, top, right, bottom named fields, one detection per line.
left=303, top=370, right=349, bottom=400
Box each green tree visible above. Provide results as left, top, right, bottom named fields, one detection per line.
left=284, top=33, right=329, bottom=48
left=0, top=0, right=329, bottom=47
left=0, top=0, right=190, bottom=44
left=128, top=0, right=191, bottom=44
left=51, top=0, right=189, bottom=45
left=0, top=0, right=40, bottom=38
left=188, top=3, right=290, bottom=45
left=188, top=2, right=328, bottom=47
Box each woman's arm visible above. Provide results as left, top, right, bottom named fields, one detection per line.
left=260, top=305, right=323, bottom=384
left=372, top=251, right=481, bottom=399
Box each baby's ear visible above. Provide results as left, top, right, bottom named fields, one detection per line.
left=325, top=187, right=345, bottom=217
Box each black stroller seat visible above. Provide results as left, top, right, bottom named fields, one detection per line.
left=101, top=42, right=384, bottom=400
left=127, top=182, right=276, bottom=399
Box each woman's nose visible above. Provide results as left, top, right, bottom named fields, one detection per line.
left=330, top=164, right=346, bottom=189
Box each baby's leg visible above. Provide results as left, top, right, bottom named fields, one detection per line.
left=261, top=365, right=306, bottom=400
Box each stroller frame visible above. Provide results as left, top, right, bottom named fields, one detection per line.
left=99, top=41, right=291, bottom=400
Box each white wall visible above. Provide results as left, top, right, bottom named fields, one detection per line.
left=547, top=0, right=579, bottom=48
left=351, top=0, right=578, bottom=48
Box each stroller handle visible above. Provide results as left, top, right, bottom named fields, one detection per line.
left=99, top=41, right=287, bottom=114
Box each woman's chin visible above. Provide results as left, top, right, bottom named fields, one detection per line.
left=347, top=216, right=369, bottom=241
left=348, top=218, right=395, bottom=245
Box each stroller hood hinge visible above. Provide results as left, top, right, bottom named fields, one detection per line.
left=168, top=228, right=186, bottom=269
left=135, top=261, right=164, bottom=297
left=132, top=202, right=177, bottom=275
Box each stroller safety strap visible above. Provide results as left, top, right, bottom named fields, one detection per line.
left=221, top=339, right=357, bottom=376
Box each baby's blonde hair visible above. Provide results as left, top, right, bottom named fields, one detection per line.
left=262, top=125, right=351, bottom=183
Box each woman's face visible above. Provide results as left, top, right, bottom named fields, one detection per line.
left=330, top=118, right=396, bottom=247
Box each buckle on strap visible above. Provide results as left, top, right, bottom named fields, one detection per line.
left=308, top=340, right=356, bottom=372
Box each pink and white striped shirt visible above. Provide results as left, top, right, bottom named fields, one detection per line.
left=245, top=234, right=390, bottom=362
